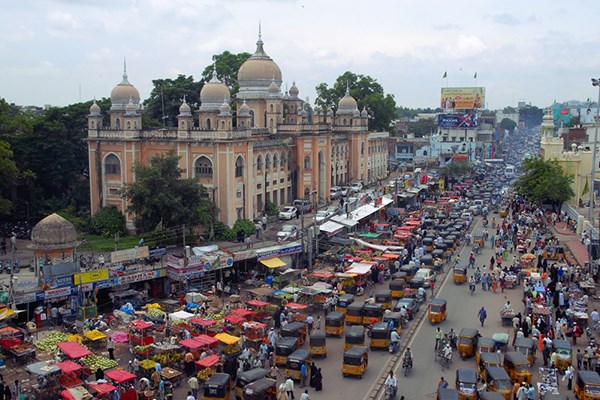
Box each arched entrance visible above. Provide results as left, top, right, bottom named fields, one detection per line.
left=318, top=150, right=326, bottom=204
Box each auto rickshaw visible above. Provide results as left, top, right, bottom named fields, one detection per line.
left=400, top=264, right=417, bottom=281
left=455, top=369, right=478, bottom=400
left=437, top=387, right=460, bottom=400
left=234, top=368, right=270, bottom=400
left=389, top=278, right=406, bottom=299
left=369, top=322, right=390, bottom=350
left=204, top=373, right=231, bottom=400
left=383, top=311, right=402, bottom=334
left=484, top=366, right=513, bottom=400
left=346, top=302, right=365, bottom=326
left=408, top=276, right=425, bottom=297
left=553, top=339, right=572, bottom=372
left=336, top=294, right=355, bottom=314
left=309, top=332, right=327, bottom=357
left=453, top=265, right=467, bottom=284
left=362, top=303, right=384, bottom=325
left=478, top=353, right=502, bottom=381
left=274, top=337, right=298, bottom=366
left=575, top=370, right=600, bottom=400
left=344, top=325, right=366, bottom=351
left=503, top=351, right=532, bottom=384
left=423, top=237, right=434, bottom=252
left=284, top=349, right=311, bottom=380
left=242, top=377, right=277, bottom=400
left=499, top=207, right=508, bottom=218
left=543, top=245, right=565, bottom=261
left=325, top=311, right=345, bottom=337
left=428, top=298, right=447, bottom=324
left=458, top=328, right=479, bottom=359
left=341, top=345, right=368, bottom=378
left=513, top=337, right=536, bottom=365
left=375, top=290, right=393, bottom=310
left=475, top=337, right=497, bottom=365
left=280, top=321, right=307, bottom=346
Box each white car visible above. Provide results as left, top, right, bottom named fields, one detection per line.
left=340, top=187, right=350, bottom=196
left=330, top=186, right=342, bottom=199
left=278, top=206, right=298, bottom=220
left=315, top=210, right=330, bottom=223
left=350, top=182, right=363, bottom=193
left=414, top=268, right=436, bottom=288
left=277, top=225, right=298, bottom=242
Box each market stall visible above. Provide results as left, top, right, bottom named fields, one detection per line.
left=190, top=318, right=220, bottom=337
left=105, top=369, right=137, bottom=400
left=57, top=360, right=85, bottom=389
left=214, top=332, right=242, bottom=359
left=82, top=329, right=107, bottom=349
left=128, top=320, right=154, bottom=346
left=27, top=360, right=61, bottom=400
left=87, top=382, right=118, bottom=400
left=61, top=386, right=92, bottom=400
left=195, top=354, right=220, bottom=382
left=57, top=342, right=91, bottom=359
left=243, top=321, right=267, bottom=350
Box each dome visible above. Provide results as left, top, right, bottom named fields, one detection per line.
left=219, top=98, right=231, bottom=116
left=89, top=100, right=101, bottom=116
left=237, top=29, right=282, bottom=99
left=179, top=99, right=192, bottom=117
left=361, top=107, right=368, bottom=118
left=125, top=98, right=137, bottom=115
left=110, top=61, right=140, bottom=111
left=353, top=108, right=360, bottom=117
left=289, top=81, right=299, bottom=99
left=337, top=86, right=358, bottom=115
left=200, top=69, right=230, bottom=110
left=268, top=79, right=279, bottom=96
left=238, top=100, right=250, bottom=116
left=30, top=213, right=79, bottom=250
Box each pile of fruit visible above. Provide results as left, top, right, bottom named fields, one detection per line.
left=221, top=344, right=240, bottom=355
left=196, top=367, right=215, bottom=381
left=204, top=311, right=225, bottom=321
left=82, top=354, right=118, bottom=372
left=134, top=345, right=154, bottom=354
left=152, top=350, right=182, bottom=366
left=35, top=331, right=69, bottom=352
left=147, top=308, right=166, bottom=319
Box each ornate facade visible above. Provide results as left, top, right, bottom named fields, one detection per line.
left=87, top=32, right=389, bottom=228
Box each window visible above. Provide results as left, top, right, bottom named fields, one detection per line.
left=265, top=153, right=271, bottom=169
left=256, top=154, right=263, bottom=170
left=104, top=154, right=121, bottom=175
left=280, top=152, right=286, bottom=169
left=206, top=119, right=211, bottom=130
left=126, top=121, right=131, bottom=129
left=115, top=118, right=121, bottom=129
left=270, top=104, right=274, bottom=113
left=235, top=156, right=244, bottom=177
left=194, top=156, right=213, bottom=178
left=361, top=143, right=365, bottom=155
left=288, top=150, right=293, bottom=169
left=273, top=153, right=279, bottom=169
left=304, top=156, right=311, bottom=169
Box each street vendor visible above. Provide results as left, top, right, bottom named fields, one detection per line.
left=503, top=301, right=513, bottom=312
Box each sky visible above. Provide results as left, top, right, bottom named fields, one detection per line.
left=2, top=0, right=600, bottom=110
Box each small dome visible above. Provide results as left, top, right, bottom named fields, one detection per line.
left=353, top=108, right=360, bottom=117
left=30, top=213, right=79, bottom=250
left=110, top=61, right=140, bottom=111
left=289, top=81, right=299, bottom=99
left=268, top=79, right=279, bottom=95
left=89, top=100, right=101, bottom=116
left=179, top=99, right=192, bottom=117
left=219, top=99, right=231, bottom=116
left=238, top=100, right=250, bottom=116
left=200, top=69, right=231, bottom=109
left=125, top=98, right=137, bottom=116
left=361, top=107, right=368, bottom=118
left=337, top=86, right=358, bottom=115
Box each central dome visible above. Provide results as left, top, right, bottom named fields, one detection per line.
left=30, top=213, right=79, bottom=250
left=337, top=87, right=358, bottom=115
left=200, top=70, right=231, bottom=110
left=237, top=32, right=282, bottom=99
left=110, top=61, right=140, bottom=111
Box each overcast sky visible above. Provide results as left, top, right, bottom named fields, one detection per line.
left=2, top=0, right=600, bottom=110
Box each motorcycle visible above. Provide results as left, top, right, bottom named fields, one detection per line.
left=384, top=384, right=396, bottom=400
left=402, top=355, right=413, bottom=376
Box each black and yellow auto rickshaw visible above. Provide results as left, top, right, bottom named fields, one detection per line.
left=280, top=321, right=307, bottom=346
left=284, top=349, right=311, bottom=380
left=478, top=353, right=502, bottom=381
left=383, top=311, right=402, bottom=334
left=458, top=328, right=479, bottom=359
left=408, top=276, right=425, bottom=296
left=503, top=351, right=532, bottom=384
left=428, top=298, right=447, bottom=324
left=309, top=332, right=327, bottom=357
left=475, top=337, right=496, bottom=365
left=513, top=337, right=536, bottom=365
left=575, top=370, right=600, bottom=400
left=344, top=325, right=366, bottom=351
left=274, top=337, right=298, bottom=366
left=453, top=265, right=467, bottom=284
left=499, top=207, right=508, bottom=218
left=400, top=264, right=417, bottom=281
left=234, top=368, right=270, bottom=400
left=204, top=373, right=231, bottom=400
left=341, top=345, right=368, bottom=378
left=389, top=278, right=406, bottom=299
left=553, top=339, right=572, bottom=372
left=325, top=311, right=345, bottom=337
left=375, top=290, right=393, bottom=310
left=436, top=387, right=460, bottom=400
left=543, top=245, right=566, bottom=261
left=242, top=377, right=277, bottom=400
left=369, top=322, right=390, bottom=350
left=455, top=369, right=477, bottom=400
left=346, top=302, right=365, bottom=326
left=336, top=294, right=355, bottom=314
left=423, top=237, right=434, bottom=252
left=484, top=366, right=512, bottom=400
left=363, top=303, right=384, bottom=325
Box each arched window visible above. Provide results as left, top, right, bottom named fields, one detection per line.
left=194, top=156, right=213, bottom=178
left=288, top=150, right=293, bottom=170
left=280, top=152, right=286, bottom=169
left=221, top=121, right=225, bottom=129
left=249, top=110, right=255, bottom=127
left=270, top=104, right=274, bottom=113
left=235, top=156, right=244, bottom=178
left=304, top=156, right=311, bottom=169
left=269, top=119, right=273, bottom=128
left=206, top=119, right=211, bottom=130
left=256, top=154, right=263, bottom=170
left=343, top=118, right=346, bottom=125
left=115, top=118, right=121, bottom=129
left=126, top=121, right=131, bottom=129
left=90, top=121, right=95, bottom=129
left=273, top=153, right=279, bottom=169
left=265, top=154, right=271, bottom=169
left=361, top=143, right=365, bottom=155
left=104, top=154, right=121, bottom=175
left=423, top=150, right=428, bottom=156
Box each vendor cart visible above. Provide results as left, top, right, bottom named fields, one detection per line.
left=232, top=308, right=258, bottom=321
left=139, top=359, right=157, bottom=379
left=244, top=321, right=267, bottom=350
left=195, top=354, right=220, bottom=382
left=161, top=366, right=183, bottom=388
left=214, top=332, right=242, bottom=359
left=500, top=310, right=516, bottom=327
left=179, top=335, right=218, bottom=358
left=87, top=382, right=118, bottom=400
left=57, top=360, right=85, bottom=388
left=504, top=274, right=517, bottom=289
left=8, top=342, right=36, bottom=365
left=27, top=361, right=61, bottom=400
left=224, top=314, right=246, bottom=336
left=245, top=299, right=272, bottom=322
left=190, top=318, right=221, bottom=337
left=57, top=341, right=92, bottom=360
left=82, top=329, right=107, bottom=349
left=105, top=369, right=138, bottom=400
left=129, top=320, right=154, bottom=346
left=61, top=386, right=92, bottom=400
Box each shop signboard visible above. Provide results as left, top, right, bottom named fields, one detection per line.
left=73, top=269, right=109, bottom=285
left=256, top=242, right=303, bottom=260
left=149, top=246, right=167, bottom=258
left=14, top=292, right=39, bottom=305
left=187, top=254, right=206, bottom=268
left=13, top=279, right=38, bottom=293
left=112, top=268, right=165, bottom=286
left=44, top=275, right=73, bottom=289
left=111, top=246, right=149, bottom=263
left=440, top=87, right=485, bottom=110
left=437, top=113, right=478, bottom=128
left=45, top=286, right=72, bottom=300
left=80, top=279, right=112, bottom=292
left=166, top=255, right=184, bottom=268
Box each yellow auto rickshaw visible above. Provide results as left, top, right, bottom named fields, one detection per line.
left=475, top=337, right=496, bottom=366
left=543, top=245, right=566, bottom=261
left=382, top=311, right=402, bottom=334
left=234, top=368, right=270, bottom=400
left=336, top=294, right=355, bottom=314
left=428, top=298, right=447, bottom=324
left=362, top=303, right=384, bottom=326
left=455, top=368, right=478, bottom=400
left=389, top=278, right=406, bottom=299
left=423, top=237, right=434, bottom=252
left=341, top=345, right=368, bottom=378
left=575, top=370, right=600, bottom=400
left=309, top=332, right=327, bottom=357
left=503, top=351, right=532, bottom=384
left=375, top=290, right=393, bottom=310
left=484, top=366, right=512, bottom=400
left=513, top=337, right=536, bottom=365
left=553, top=339, right=572, bottom=372
left=344, top=325, right=366, bottom=351
left=369, top=322, right=390, bottom=350
left=325, top=311, right=345, bottom=337
left=242, top=377, right=277, bottom=400
left=274, top=337, right=298, bottom=366
left=408, top=276, right=425, bottom=297
left=458, top=328, right=479, bottom=359
left=280, top=321, right=307, bottom=346
left=346, top=302, right=364, bottom=326
left=284, top=349, right=311, bottom=380
left=478, top=353, right=502, bottom=381
left=204, top=373, right=231, bottom=400
left=453, top=265, right=467, bottom=284
left=400, top=265, right=417, bottom=282
left=499, top=207, right=508, bottom=218
left=437, top=387, right=460, bottom=400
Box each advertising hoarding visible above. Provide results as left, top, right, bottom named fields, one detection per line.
left=437, top=113, right=478, bottom=128
left=553, top=107, right=571, bottom=126
left=441, top=87, right=485, bottom=110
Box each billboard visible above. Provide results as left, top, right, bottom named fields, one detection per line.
left=441, top=87, right=485, bottom=110
left=552, top=107, right=571, bottom=126
left=437, top=113, right=478, bottom=128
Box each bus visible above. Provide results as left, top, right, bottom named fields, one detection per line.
left=504, top=165, right=515, bottom=179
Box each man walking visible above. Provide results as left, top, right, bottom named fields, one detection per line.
left=478, top=307, right=487, bottom=327
left=299, top=362, right=307, bottom=388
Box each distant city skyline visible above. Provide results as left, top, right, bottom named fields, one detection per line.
left=1, top=0, right=600, bottom=110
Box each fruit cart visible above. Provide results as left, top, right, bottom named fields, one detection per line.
left=7, top=341, right=36, bottom=364
left=500, top=309, right=516, bottom=327
left=61, top=386, right=92, bottom=400
left=139, top=359, right=157, bottom=379
left=152, top=343, right=183, bottom=369
left=82, top=329, right=107, bottom=349
left=27, top=360, right=61, bottom=400
left=285, top=302, right=310, bottom=321
left=105, top=369, right=137, bottom=400
left=161, top=366, right=183, bottom=388
left=128, top=320, right=154, bottom=346
left=232, top=308, right=258, bottom=321
left=87, top=382, right=118, bottom=400
left=246, top=299, right=272, bottom=322
left=57, top=360, right=85, bottom=388
left=190, top=318, right=221, bottom=337
left=214, top=332, right=242, bottom=359
left=244, top=321, right=267, bottom=350
left=180, top=335, right=218, bottom=358
left=195, top=354, right=220, bottom=382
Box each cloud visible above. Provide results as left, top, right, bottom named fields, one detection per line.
left=432, top=23, right=460, bottom=31
left=4, top=25, right=35, bottom=43
left=486, top=13, right=520, bottom=26
left=46, top=10, right=82, bottom=37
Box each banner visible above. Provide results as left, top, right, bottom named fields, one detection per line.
left=44, top=275, right=73, bottom=289
left=112, top=268, right=166, bottom=286
left=441, top=87, right=485, bottom=110
left=45, top=286, right=72, bottom=300
left=552, top=107, right=571, bottom=126
left=111, top=246, right=149, bottom=263
left=73, top=269, right=109, bottom=285
left=437, top=113, right=478, bottom=128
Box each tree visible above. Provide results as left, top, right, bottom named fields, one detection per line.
left=439, top=160, right=474, bottom=178
left=519, top=105, right=544, bottom=128
left=499, top=118, right=517, bottom=134
left=198, top=195, right=220, bottom=240
left=91, top=206, right=127, bottom=237
left=503, top=106, right=518, bottom=114
left=514, top=156, right=574, bottom=205
left=0, top=141, right=19, bottom=215
left=200, top=51, right=252, bottom=95
left=143, top=75, right=202, bottom=127
left=410, top=118, right=437, bottom=138
left=122, top=150, right=204, bottom=232
left=315, top=71, right=397, bottom=132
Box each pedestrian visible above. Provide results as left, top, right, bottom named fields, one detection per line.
left=277, top=383, right=289, bottom=400
left=285, top=377, right=295, bottom=400
left=306, top=315, right=314, bottom=332
left=188, top=376, right=199, bottom=399
left=186, top=391, right=195, bottom=400
left=563, top=365, right=574, bottom=390
left=184, top=350, right=194, bottom=376
left=438, top=376, right=448, bottom=388
left=314, top=368, right=323, bottom=391
left=9, top=381, right=18, bottom=400
left=478, top=307, right=487, bottom=327
left=3, top=385, right=10, bottom=400
left=316, top=316, right=321, bottom=330
left=430, top=280, right=435, bottom=297
left=435, top=327, right=443, bottom=351
left=577, top=349, right=583, bottom=369
left=299, top=362, right=307, bottom=388
left=492, top=278, right=498, bottom=293
left=107, top=336, right=115, bottom=360
left=300, top=389, right=310, bottom=400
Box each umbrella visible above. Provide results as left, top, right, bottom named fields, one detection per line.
left=521, top=254, right=536, bottom=260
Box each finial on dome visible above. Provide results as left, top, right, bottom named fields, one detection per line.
left=259, top=20, right=262, bottom=40
left=123, top=57, right=128, bottom=79
left=345, top=81, right=350, bottom=96
left=254, top=21, right=267, bottom=56
left=212, top=67, right=218, bottom=81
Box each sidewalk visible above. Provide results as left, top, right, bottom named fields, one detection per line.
left=552, top=221, right=590, bottom=267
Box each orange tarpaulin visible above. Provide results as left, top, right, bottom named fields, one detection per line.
left=246, top=300, right=269, bottom=307
left=285, top=302, right=309, bottom=311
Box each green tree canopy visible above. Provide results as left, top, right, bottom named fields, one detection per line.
left=0, top=141, right=19, bottom=215
left=315, top=71, right=397, bottom=132
left=499, top=118, right=517, bottom=134
left=200, top=51, right=252, bottom=95
left=143, top=75, right=201, bottom=127
left=439, top=160, right=474, bottom=178
left=411, top=118, right=437, bottom=138
left=519, top=105, right=544, bottom=128
left=514, top=156, right=574, bottom=205
left=122, top=150, right=205, bottom=232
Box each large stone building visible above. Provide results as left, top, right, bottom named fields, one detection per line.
left=87, top=32, right=389, bottom=229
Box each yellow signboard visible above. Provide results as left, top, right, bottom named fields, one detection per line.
left=441, top=87, right=485, bottom=110
left=438, top=178, right=445, bottom=191
left=73, top=269, right=109, bottom=285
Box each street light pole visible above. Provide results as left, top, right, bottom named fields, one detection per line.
left=589, top=79, right=600, bottom=223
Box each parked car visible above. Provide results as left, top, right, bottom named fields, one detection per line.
left=394, top=298, right=419, bottom=320
left=340, top=187, right=350, bottom=196
left=293, top=199, right=311, bottom=213
left=350, top=182, right=363, bottom=193
left=330, top=186, right=342, bottom=199
left=278, top=206, right=298, bottom=220
left=315, top=210, right=330, bottom=223
left=277, top=225, right=298, bottom=242
left=414, top=268, right=436, bottom=288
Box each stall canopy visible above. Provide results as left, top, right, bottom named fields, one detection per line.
left=57, top=342, right=91, bottom=359
left=88, top=383, right=117, bottom=396
left=285, top=302, right=309, bottom=311
left=214, top=333, right=241, bottom=345
left=61, top=387, right=91, bottom=400
left=180, top=338, right=204, bottom=349
left=224, top=314, right=246, bottom=324
left=130, top=320, right=153, bottom=330
left=232, top=308, right=256, bottom=319
left=169, top=310, right=195, bottom=321
left=331, top=215, right=359, bottom=228
left=346, top=262, right=374, bottom=275
left=350, top=204, right=379, bottom=221
left=319, top=221, right=345, bottom=236
left=259, top=258, right=286, bottom=268
left=246, top=299, right=269, bottom=307
left=57, top=360, right=83, bottom=374
left=190, top=318, right=218, bottom=327
left=105, top=369, right=137, bottom=384
left=193, top=334, right=219, bottom=347
left=27, top=361, right=60, bottom=376
left=195, top=354, right=220, bottom=369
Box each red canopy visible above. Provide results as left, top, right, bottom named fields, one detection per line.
left=194, top=334, right=218, bottom=347
left=180, top=338, right=204, bottom=349
left=231, top=308, right=256, bottom=319
left=195, top=354, right=220, bottom=369
left=60, top=389, right=76, bottom=400
left=57, top=342, right=91, bottom=359
left=105, top=369, right=137, bottom=384
left=310, top=272, right=333, bottom=279
left=130, top=320, right=153, bottom=330
left=190, top=318, right=218, bottom=327
left=285, top=302, right=308, bottom=311
left=88, top=383, right=117, bottom=395
left=381, top=253, right=400, bottom=259
left=56, top=360, right=83, bottom=374
left=246, top=299, right=269, bottom=307
left=224, top=315, right=246, bottom=324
